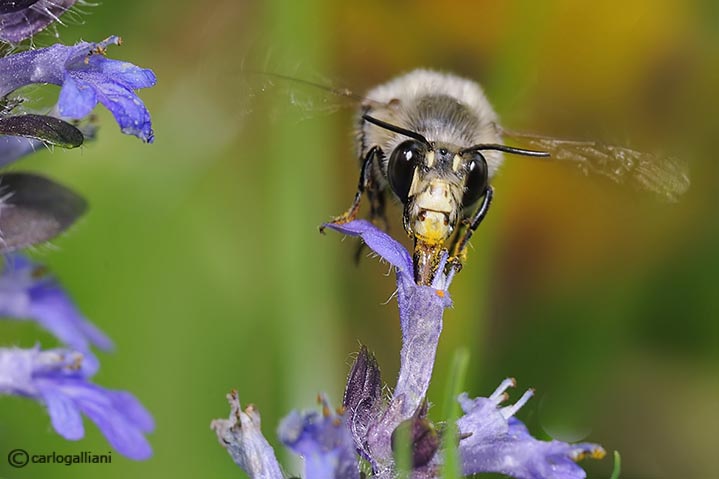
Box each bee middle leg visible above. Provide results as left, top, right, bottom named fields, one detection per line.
left=447, top=186, right=494, bottom=273
left=319, top=146, right=382, bottom=234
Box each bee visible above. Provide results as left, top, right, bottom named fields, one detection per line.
left=301, top=69, right=689, bottom=285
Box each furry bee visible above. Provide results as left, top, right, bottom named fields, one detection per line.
left=315, top=69, right=689, bottom=285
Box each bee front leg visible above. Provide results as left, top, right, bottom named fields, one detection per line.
left=320, top=146, right=383, bottom=233
left=447, top=186, right=494, bottom=273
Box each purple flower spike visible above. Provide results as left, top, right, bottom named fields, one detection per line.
left=457, top=379, right=605, bottom=479
left=326, top=221, right=604, bottom=478
left=326, top=220, right=452, bottom=471
left=0, top=254, right=113, bottom=372
left=279, top=394, right=360, bottom=479
left=0, top=36, right=156, bottom=142
left=0, top=346, right=154, bottom=460
left=211, top=390, right=283, bottom=479
left=0, top=0, right=77, bottom=43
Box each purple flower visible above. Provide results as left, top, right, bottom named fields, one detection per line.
left=279, top=394, right=360, bottom=479
left=326, top=220, right=604, bottom=478
left=0, top=346, right=154, bottom=460
left=325, top=220, right=452, bottom=474
left=0, top=254, right=112, bottom=372
left=457, top=378, right=605, bottom=479
left=211, top=390, right=283, bottom=479
left=0, top=36, right=156, bottom=142
left=0, top=0, right=77, bottom=43
left=213, top=220, right=605, bottom=478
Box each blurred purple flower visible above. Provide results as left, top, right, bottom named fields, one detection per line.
left=0, top=135, right=41, bottom=167
left=279, top=394, right=360, bottom=479
left=211, top=390, right=283, bottom=479
left=0, top=0, right=77, bottom=43
left=0, top=254, right=112, bottom=372
left=0, top=0, right=156, bottom=463
left=0, top=346, right=154, bottom=459
left=0, top=35, right=156, bottom=142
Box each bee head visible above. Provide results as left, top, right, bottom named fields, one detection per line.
left=362, top=114, right=546, bottom=246
left=386, top=140, right=489, bottom=244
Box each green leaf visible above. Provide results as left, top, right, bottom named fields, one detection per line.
left=441, top=348, right=470, bottom=479
left=0, top=114, right=83, bottom=148
left=392, top=419, right=412, bottom=479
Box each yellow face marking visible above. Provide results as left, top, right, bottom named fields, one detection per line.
left=452, top=154, right=461, bottom=172
left=425, top=150, right=435, bottom=168
left=407, top=169, right=422, bottom=198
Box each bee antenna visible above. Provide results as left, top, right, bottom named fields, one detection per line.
left=460, top=144, right=550, bottom=157
left=362, top=114, right=432, bottom=148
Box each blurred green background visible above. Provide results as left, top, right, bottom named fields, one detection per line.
left=1, top=0, right=718, bottom=478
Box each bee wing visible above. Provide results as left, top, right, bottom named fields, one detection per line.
left=500, top=129, right=690, bottom=202
left=238, top=70, right=374, bottom=120
left=237, top=69, right=395, bottom=125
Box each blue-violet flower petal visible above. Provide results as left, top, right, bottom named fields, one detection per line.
left=0, top=36, right=156, bottom=142
left=0, top=346, right=154, bottom=460
left=0, top=254, right=113, bottom=372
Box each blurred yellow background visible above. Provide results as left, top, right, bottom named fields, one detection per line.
left=1, top=0, right=717, bottom=478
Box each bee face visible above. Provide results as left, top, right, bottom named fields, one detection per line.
left=385, top=141, right=489, bottom=245
left=346, top=70, right=544, bottom=284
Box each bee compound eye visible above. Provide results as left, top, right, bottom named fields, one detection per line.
left=388, top=140, right=424, bottom=203
left=461, top=152, right=489, bottom=207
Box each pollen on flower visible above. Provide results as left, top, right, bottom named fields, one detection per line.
left=573, top=448, right=605, bottom=463
left=69, top=353, right=83, bottom=370
left=91, top=45, right=106, bottom=56
left=435, top=289, right=445, bottom=298
left=590, top=447, right=607, bottom=460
